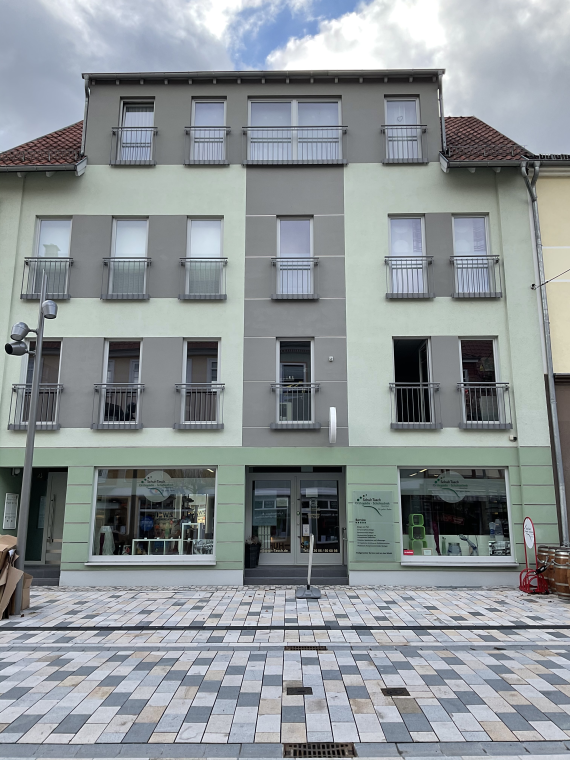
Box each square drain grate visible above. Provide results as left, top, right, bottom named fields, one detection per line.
left=283, top=742, right=356, bottom=758
left=381, top=687, right=410, bottom=697
left=285, top=646, right=328, bottom=651
left=287, top=686, right=313, bottom=696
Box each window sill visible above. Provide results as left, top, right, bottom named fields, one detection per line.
left=21, top=294, right=70, bottom=301
left=270, top=422, right=321, bottom=430
left=382, top=159, right=429, bottom=165
left=386, top=293, right=435, bottom=299
left=110, top=161, right=156, bottom=167
left=174, top=423, right=224, bottom=430
left=453, top=292, right=502, bottom=299
left=85, top=559, right=216, bottom=566
left=243, top=159, right=347, bottom=166
left=9, top=423, right=60, bottom=431
left=101, top=294, right=150, bottom=301
left=178, top=294, right=227, bottom=300
left=401, top=559, right=518, bottom=567
left=184, top=160, right=229, bottom=166
left=271, top=294, right=319, bottom=301
left=459, top=422, right=513, bottom=430
left=391, top=423, right=442, bottom=430
left=91, top=423, right=143, bottom=430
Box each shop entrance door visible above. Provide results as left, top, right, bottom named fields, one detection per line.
left=248, top=474, right=344, bottom=565
left=25, top=470, right=67, bottom=565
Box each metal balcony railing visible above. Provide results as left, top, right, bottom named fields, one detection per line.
left=270, top=382, right=320, bottom=429
left=110, top=127, right=157, bottom=165
left=92, top=384, right=144, bottom=429
left=102, top=258, right=151, bottom=300
left=243, top=126, right=347, bottom=164
left=389, top=383, right=442, bottom=429
left=385, top=256, right=434, bottom=298
left=458, top=382, right=512, bottom=429
left=21, top=258, right=72, bottom=300
left=174, top=383, right=225, bottom=429
left=8, top=384, right=63, bottom=430
left=381, top=125, right=427, bottom=164
left=451, top=256, right=502, bottom=298
left=185, top=127, right=230, bottom=164
left=179, top=258, right=227, bottom=300
left=271, top=258, right=319, bottom=299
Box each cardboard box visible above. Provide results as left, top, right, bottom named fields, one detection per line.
left=0, top=535, right=17, bottom=574
left=0, top=565, right=23, bottom=617
left=22, top=572, right=33, bottom=611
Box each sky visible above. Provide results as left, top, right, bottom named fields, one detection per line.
left=1, top=0, right=570, bottom=153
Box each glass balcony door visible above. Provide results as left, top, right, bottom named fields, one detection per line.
left=249, top=474, right=343, bottom=565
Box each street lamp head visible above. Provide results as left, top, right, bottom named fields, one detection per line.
left=5, top=341, right=28, bottom=356
left=10, top=322, right=30, bottom=341
left=41, top=300, right=58, bottom=319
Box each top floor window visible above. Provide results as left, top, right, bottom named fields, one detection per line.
left=187, top=101, right=228, bottom=164
left=246, top=100, right=345, bottom=164
left=383, top=99, right=426, bottom=163
left=113, top=102, right=156, bottom=165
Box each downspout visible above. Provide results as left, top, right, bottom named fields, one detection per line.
left=521, top=159, right=569, bottom=546
left=80, top=75, right=90, bottom=156
left=438, top=73, right=447, bottom=153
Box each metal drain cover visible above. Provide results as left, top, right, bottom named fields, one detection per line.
left=285, top=645, right=328, bottom=651
left=283, top=742, right=356, bottom=758
left=381, top=687, right=410, bottom=697
left=287, top=686, right=313, bottom=696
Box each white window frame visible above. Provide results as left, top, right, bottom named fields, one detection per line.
left=117, top=101, right=155, bottom=163
left=276, top=338, right=315, bottom=424
left=384, top=98, right=422, bottom=161
left=182, top=340, right=221, bottom=426
left=185, top=218, right=224, bottom=297
left=248, top=99, right=342, bottom=161
left=100, top=340, right=143, bottom=426
left=18, top=340, right=63, bottom=428
left=277, top=217, right=314, bottom=295
left=458, top=336, right=505, bottom=427
left=452, top=215, right=492, bottom=295
left=388, top=216, right=427, bottom=295
left=34, top=217, right=73, bottom=258
left=120, top=100, right=155, bottom=127
left=397, top=467, right=516, bottom=565
left=191, top=100, right=227, bottom=162
left=110, top=218, right=149, bottom=296
left=87, top=466, right=218, bottom=565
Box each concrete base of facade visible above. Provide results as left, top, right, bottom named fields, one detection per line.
left=60, top=568, right=243, bottom=587
left=349, top=569, right=521, bottom=587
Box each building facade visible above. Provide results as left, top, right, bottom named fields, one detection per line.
left=0, top=69, right=559, bottom=587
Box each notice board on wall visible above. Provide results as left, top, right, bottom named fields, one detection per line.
left=352, top=491, right=394, bottom=561
left=3, top=494, right=19, bottom=530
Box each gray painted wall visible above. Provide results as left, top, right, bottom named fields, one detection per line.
left=425, top=213, right=455, bottom=297
left=141, top=337, right=183, bottom=427
left=430, top=335, right=461, bottom=428
left=69, top=216, right=112, bottom=298
left=246, top=168, right=344, bottom=215
left=58, top=337, right=105, bottom=428
left=85, top=80, right=442, bottom=166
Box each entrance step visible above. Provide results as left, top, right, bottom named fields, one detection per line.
left=244, top=565, right=348, bottom=586
left=24, top=565, right=60, bottom=587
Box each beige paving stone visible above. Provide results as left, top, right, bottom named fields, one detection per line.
left=394, top=698, right=421, bottom=714
left=282, top=694, right=304, bottom=706
left=282, top=722, right=307, bottom=742
left=43, top=733, right=74, bottom=744
left=259, top=699, right=281, bottom=715
left=149, top=732, right=177, bottom=743
left=0, top=725, right=9, bottom=733
left=483, top=697, right=516, bottom=713
left=174, top=686, right=198, bottom=699
left=130, top=687, right=157, bottom=700
left=342, top=675, right=365, bottom=686
left=59, top=676, right=85, bottom=687
left=479, top=721, right=518, bottom=741
left=255, top=732, right=281, bottom=742
left=410, top=731, right=438, bottom=742
left=87, top=687, right=114, bottom=699
left=202, top=732, right=229, bottom=743
left=324, top=681, right=346, bottom=693
left=349, top=699, right=375, bottom=714
left=513, top=730, right=544, bottom=741
left=136, top=705, right=166, bottom=723
left=69, top=724, right=106, bottom=744
left=106, top=715, right=136, bottom=732
left=305, top=698, right=328, bottom=714
left=498, top=691, right=531, bottom=705
left=17, top=723, right=58, bottom=744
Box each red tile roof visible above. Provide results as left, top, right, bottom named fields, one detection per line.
left=443, top=116, right=533, bottom=161
left=0, top=121, right=83, bottom=167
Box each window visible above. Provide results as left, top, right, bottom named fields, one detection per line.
left=183, top=219, right=224, bottom=297
left=386, top=218, right=431, bottom=297
left=92, top=468, right=216, bottom=560
left=24, top=219, right=72, bottom=299
left=452, top=217, right=499, bottom=297
left=390, top=339, right=441, bottom=428
left=384, top=99, right=422, bottom=162
left=99, top=342, right=142, bottom=426
left=190, top=101, right=227, bottom=163
left=459, top=339, right=511, bottom=428
left=179, top=341, right=222, bottom=426
left=9, top=341, right=62, bottom=430
left=118, top=102, right=155, bottom=163
left=277, top=218, right=314, bottom=296
left=274, top=340, right=315, bottom=425
left=400, top=468, right=511, bottom=561
left=248, top=100, right=342, bottom=162
left=109, top=219, right=148, bottom=297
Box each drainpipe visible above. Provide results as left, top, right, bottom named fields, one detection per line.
left=80, top=75, right=90, bottom=156
left=521, top=159, right=569, bottom=546
left=438, top=73, right=447, bottom=153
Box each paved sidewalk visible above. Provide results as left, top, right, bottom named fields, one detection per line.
left=2, top=586, right=570, bottom=753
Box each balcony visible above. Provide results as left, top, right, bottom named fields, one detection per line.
left=243, top=126, right=347, bottom=165
left=178, top=258, right=227, bottom=300
left=92, top=384, right=144, bottom=429
left=8, top=384, right=63, bottom=430
left=271, top=258, right=319, bottom=300
left=185, top=127, right=230, bottom=165
left=174, top=384, right=225, bottom=429
left=270, top=382, right=320, bottom=430
left=381, top=125, right=427, bottom=164
left=110, top=127, right=157, bottom=166
left=385, top=256, right=434, bottom=299
left=458, top=383, right=512, bottom=429
left=389, top=383, right=442, bottom=429
left=451, top=256, right=502, bottom=298
left=102, top=258, right=151, bottom=300
left=21, top=258, right=72, bottom=300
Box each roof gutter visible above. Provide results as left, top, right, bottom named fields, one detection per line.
left=521, top=159, right=569, bottom=547
left=440, top=154, right=533, bottom=171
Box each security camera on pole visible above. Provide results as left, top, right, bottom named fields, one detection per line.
left=4, top=272, right=58, bottom=614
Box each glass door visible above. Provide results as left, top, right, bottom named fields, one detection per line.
left=249, top=474, right=343, bottom=565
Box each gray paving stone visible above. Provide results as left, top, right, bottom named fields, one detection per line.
left=239, top=744, right=282, bottom=756
left=515, top=703, right=548, bottom=721
left=346, top=685, right=369, bottom=698
left=402, top=712, right=434, bottom=732
left=496, top=711, right=534, bottom=731
left=52, top=714, right=90, bottom=733
left=122, top=722, right=156, bottom=743
left=237, top=692, right=260, bottom=707
left=381, top=722, right=413, bottom=742
left=281, top=705, right=305, bottom=722
left=117, top=699, right=148, bottom=715
left=6, top=714, right=41, bottom=733
left=185, top=706, right=213, bottom=722
left=544, top=711, right=570, bottom=729
left=218, top=686, right=241, bottom=700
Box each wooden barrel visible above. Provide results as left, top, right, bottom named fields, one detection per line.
left=548, top=547, right=558, bottom=592
left=537, top=544, right=550, bottom=571
left=554, top=548, right=570, bottom=600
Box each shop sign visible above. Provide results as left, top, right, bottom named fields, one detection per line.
left=3, top=494, right=18, bottom=530
left=429, top=471, right=469, bottom=503
left=352, top=491, right=394, bottom=561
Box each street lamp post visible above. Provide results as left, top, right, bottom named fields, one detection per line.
left=4, top=272, right=58, bottom=615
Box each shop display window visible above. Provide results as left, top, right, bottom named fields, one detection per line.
left=92, top=468, right=216, bottom=559
left=400, top=468, right=510, bottom=560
